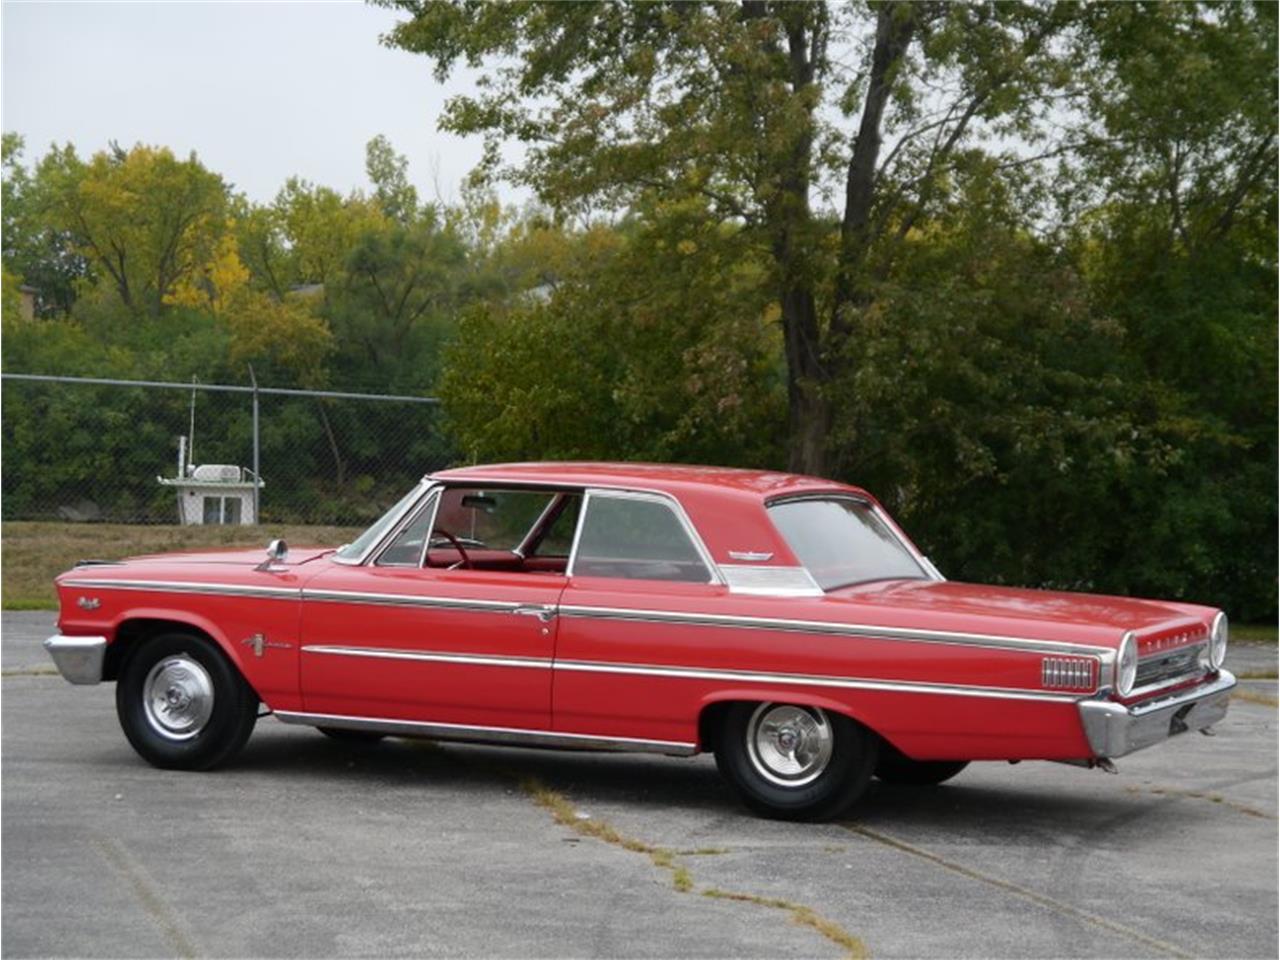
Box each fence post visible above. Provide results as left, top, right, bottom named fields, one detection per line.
left=249, top=364, right=260, bottom=524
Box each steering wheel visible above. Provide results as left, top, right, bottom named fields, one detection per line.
left=432, top=528, right=473, bottom=570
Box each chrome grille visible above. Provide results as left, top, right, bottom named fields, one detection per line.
left=1135, top=641, right=1207, bottom=692
left=1042, top=657, right=1096, bottom=690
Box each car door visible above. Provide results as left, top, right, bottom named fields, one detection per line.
left=298, top=486, right=573, bottom=731
left=551, top=489, right=730, bottom=748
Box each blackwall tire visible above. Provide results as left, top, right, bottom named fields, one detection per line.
left=875, top=741, right=969, bottom=786
left=714, top=702, right=877, bottom=821
left=115, top=632, right=258, bottom=771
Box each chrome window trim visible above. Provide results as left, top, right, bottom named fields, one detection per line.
left=719, top=565, right=824, bottom=598
left=332, top=480, right=436, bottom=566
left=764, top=492, right=944, bottom=585
left=60, top=578, right=301, bottom=600
left=567, top=487, right=723, bottom=585
left=557, top=602, right=1113, bottom=659
left=513, top=492, right=568, bottom=559
left=371, top=488, right=443, bottom=568
left=274, top=710, right=698, bottom=756
left=295, top=644, right=1086, bottom=700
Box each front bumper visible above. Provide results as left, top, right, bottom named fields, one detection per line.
left=1078, top=669, right=1236, bottom=759
left=43, top=635, right=107, bottom=685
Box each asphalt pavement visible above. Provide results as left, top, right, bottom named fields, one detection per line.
left=3, top=611, right=1276, bottom=958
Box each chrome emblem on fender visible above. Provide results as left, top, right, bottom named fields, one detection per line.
left=242, top=633, right=293, bottom=657
left=76, top=596, right=101, bottom=610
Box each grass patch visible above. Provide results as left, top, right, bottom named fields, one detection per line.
left=1234, top=623, right=1278, bottom=645
left=1232, top=689, right=1279, bottom=708
left=1124, top=785, right=1275, bottom=820
left=1, top=521, right=363, bottom=610
left=1, top=666, right=59, bottom=677
left=520, top=776, right=864, bottom=956
left=703, top=888, right=868, bottom=959
left=520, top=776, right=693, bottom=893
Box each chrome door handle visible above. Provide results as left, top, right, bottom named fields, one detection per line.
left=512, top=605, right=556, bottom=623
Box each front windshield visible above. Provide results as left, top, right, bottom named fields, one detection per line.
left=768, top=497, right=928, bottom=591
left=334, top=483, right=427, bottom=562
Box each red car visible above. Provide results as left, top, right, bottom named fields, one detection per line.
left=46, top=462, right=1235, bottom=820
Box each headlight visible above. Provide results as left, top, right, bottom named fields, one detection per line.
left=1209, top=612, right=1228, bottom=670
left=1116, top=631, right=1137, bottom=696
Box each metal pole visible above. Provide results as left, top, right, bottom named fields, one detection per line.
left=249, top=364, right=260, bottom=525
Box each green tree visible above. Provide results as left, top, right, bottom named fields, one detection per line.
left=37, top=143, right=233, bottom=316
left=2, top=133, right=89, bottom=315
left=378, top=0, right=1093, bottom=474
left=440, top=206, right=784, bottom=466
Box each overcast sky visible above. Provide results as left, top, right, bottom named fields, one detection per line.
left=1, top=1, right=523, bottom=205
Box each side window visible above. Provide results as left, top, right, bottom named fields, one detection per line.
left=529, top=496, right=581, bottom=558
left=572, top=495, right=711, bottom=583
left=375, top=493, right=438, bottom=566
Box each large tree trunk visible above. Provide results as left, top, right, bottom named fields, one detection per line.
left=830, top=5, right=916, bottom=346
left=781, top=285, right=830, bottom=476
left=769, top=8, right=831, bottom=476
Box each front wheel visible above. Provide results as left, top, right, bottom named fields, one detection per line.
left=714, top=702, right=878, bottom=821
left=116, top=632, right=258, bottom=770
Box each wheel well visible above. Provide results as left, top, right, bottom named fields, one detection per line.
left=105, top=618, right=219, bottom=681
left=697, top=698, right=883, bottom=753
left=697, top=700, right=739, bottom=753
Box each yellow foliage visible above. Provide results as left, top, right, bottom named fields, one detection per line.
left=163, top=228, right=250, bottom=312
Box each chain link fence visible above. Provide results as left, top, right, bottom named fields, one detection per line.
left=1, top=373, right=455, bottom=527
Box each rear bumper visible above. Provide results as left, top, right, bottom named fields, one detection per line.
left=43, top=635, right=107, bottom=685
left=1078, top=669, right=1236, bottom=759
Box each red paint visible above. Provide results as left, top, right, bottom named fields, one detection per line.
left=55, top=462, right=1225, bottom=762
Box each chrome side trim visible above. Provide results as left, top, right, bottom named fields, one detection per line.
left=43, top=634, right=107, bottom=684
left=302, top=645, right=552, bottom=670
left=302, top=588, right=522, bottom=614
left=60, top=578, right=300, bottom=600
left=1078, top=670, right=1236, bottom=758
left=553, top=658, right=1081, bottom=702
left=557, top=603, right=1112, bottom=658
left=274, top=710, right=698, bottom=756
left=301, top=645, right=1074, bottom=700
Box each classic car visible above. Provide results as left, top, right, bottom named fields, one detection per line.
left=45, top=462, right=1236, bottom=820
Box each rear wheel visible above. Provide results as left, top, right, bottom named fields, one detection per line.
left=875, top=741, right=969, bottom=785
left=115, top=632, right=258, bottom=770
left=714, top=702, right=878, bottom=821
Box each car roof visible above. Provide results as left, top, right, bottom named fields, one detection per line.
left=427, top=463, right=875, bottom=567
left=429, top=461, right=868, bottom=501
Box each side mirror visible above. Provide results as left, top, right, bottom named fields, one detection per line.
left=256, top=539, right=288, bottom=571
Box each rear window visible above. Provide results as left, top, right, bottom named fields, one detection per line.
left=768, top=498, right=927, bottom=591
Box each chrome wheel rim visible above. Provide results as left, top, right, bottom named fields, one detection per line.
left=746, top=703, right=833, bottom=787
left=142, top=655, right=214, bottom=741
